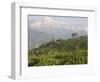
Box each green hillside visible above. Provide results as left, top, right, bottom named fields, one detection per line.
left=28, top=35, right=88, bottom=66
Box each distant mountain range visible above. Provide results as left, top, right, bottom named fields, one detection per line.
left=28, top=28, right=56, bottom=50
left=28, top=27, right=87, bottom=50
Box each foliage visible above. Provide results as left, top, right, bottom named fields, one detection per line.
left=72, top=32, right=78, bottom=38
left=28, top=35, right=88, bottom=66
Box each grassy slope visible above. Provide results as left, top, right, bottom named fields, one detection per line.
left=28, top=36, right=88, bottom=66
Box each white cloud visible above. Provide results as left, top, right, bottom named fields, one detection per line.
left=30, top=16, right=87, bottom=32
left=31, top=16, right=66, bottom=29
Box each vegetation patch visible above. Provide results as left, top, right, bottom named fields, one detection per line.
left=28, top=34, right=88, bottom=66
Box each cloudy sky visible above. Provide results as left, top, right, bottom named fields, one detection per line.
left=28, top=15, right=88, bottom=33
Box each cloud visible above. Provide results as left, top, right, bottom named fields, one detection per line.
left=30, top=16, right=66, bottom=29
left=30, top=16, right=88, bottom=32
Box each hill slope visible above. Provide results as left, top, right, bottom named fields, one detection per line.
left=28, top=36, right=88, bottom=66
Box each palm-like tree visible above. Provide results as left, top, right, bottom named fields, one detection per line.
left=72, top=33, right=78, bottom=39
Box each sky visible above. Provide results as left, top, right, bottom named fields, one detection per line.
left=28, top=15, right=88, bottom=49
left=28, top=15, right=88, bottom=33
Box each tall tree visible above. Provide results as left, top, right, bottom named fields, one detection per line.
left=72, top=33, right=78, bottom=38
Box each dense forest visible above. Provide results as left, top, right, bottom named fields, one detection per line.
left=28, top=33, right=88, bottom=66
